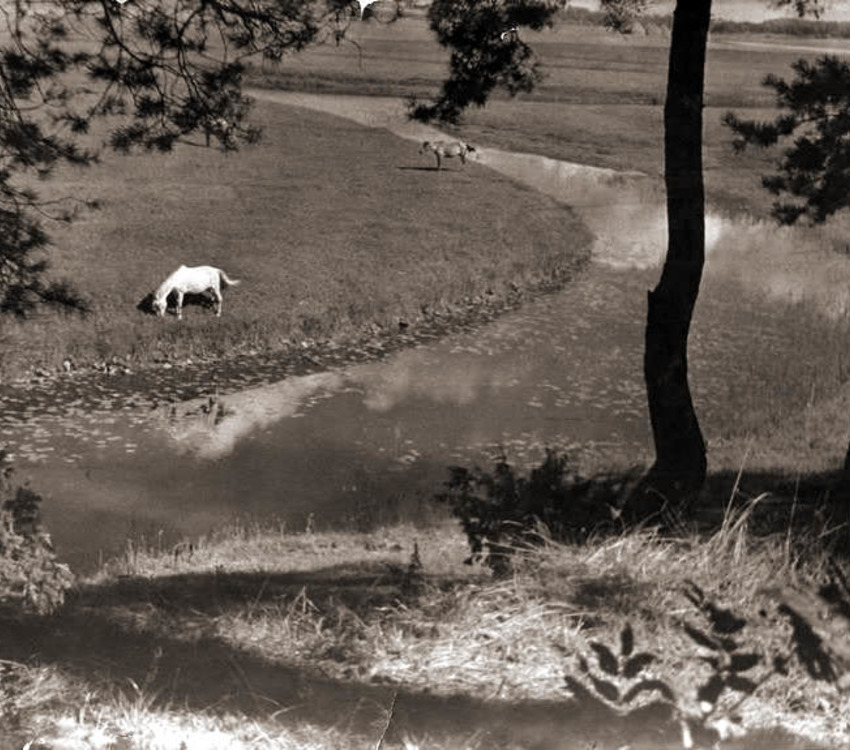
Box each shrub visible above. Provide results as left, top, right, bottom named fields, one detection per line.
left=436, top=450, right=633, bottom=575
left=0, top=452, right=74, bottom=614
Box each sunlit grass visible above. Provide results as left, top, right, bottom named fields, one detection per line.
left=5, top=506, right=844, bottom=749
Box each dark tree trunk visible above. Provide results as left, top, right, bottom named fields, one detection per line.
left=628, top=0, right=712, bottom=521
left=832, top=440, right=850, bottom=536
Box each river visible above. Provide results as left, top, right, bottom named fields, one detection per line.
left=1, top=91, right=849, bottom=573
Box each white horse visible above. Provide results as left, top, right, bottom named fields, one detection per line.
left=419, top=140, right=476, bottom=170
left=152, top=265, right=240, bottom=320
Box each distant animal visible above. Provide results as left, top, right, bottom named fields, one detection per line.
left=203, top=117, right=235, bottom=150
left=150, top=265, right=241, bottom=320
left=500, top=26, right=518, bottom=41
left=419, top=140, right=476, bottom=171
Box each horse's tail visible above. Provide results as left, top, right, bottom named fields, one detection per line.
left=219, top=269, right=241, bottom=287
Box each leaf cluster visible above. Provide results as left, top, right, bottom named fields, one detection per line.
left=408, top=0, right=563, bottom=124
left=724, top=55, right=850, bottom=224
left=0, top=452, right=75, bottom=615
left=599, top=0, right=651, bottom=35
left=565, top=584, right=785, bottom=745
left=679, top=581, right=765, bottom=710
left=565, top=623, right=673, bottom=709
left=435, top=450, right=626, bottom=576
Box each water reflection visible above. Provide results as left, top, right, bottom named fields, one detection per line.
left=164, top=371, right=344, bottom=460
left=12, top=259, right=843, bottom=572
left=156, top=267, right=654, bottom=469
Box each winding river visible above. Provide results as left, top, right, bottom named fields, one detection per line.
left=2, top=91, right=850, bottom=573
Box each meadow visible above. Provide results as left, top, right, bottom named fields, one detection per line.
left=0, top=96, right=591, bottom=378
left=251, top=17, right=836, bottom=217
left=6, top=13, right=850, bottom=750
left=4, top=14, right=846, bottom=377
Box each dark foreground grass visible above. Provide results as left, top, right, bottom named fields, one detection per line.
left=0, top=99, right=591, bottom=380
left=3, top=502, right=850, bottom=750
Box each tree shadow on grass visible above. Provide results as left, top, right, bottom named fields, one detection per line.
left=0, top=559, right=812, bottom=749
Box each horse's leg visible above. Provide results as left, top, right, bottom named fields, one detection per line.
left=436, top=153, right=442, bottom=170
left=176, top=291, right=184, bottom=320
left=212, top=286, right=223, bottom=317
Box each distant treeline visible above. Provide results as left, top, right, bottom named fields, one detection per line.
left=560, top=6, right=670, bottom=29
left=561, top=5, right=850, bottom=39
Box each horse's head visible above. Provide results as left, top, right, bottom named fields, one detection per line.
left=152, top=296, right=168, bottom=316
left=137, top=292, right=159, bottom=315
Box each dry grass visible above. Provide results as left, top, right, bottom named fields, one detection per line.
left=3, top=660, right=369, bottom=750
left=5, top=510, right=849, bottom=749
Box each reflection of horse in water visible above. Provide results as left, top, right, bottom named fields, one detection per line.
left=419, top=140, right=476, bottom=170
left=149, top=265, right=241, bottom=320
left=163, top=372, right=346, bottom=460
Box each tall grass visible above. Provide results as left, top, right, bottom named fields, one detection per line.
left=11, top=507, right=844, bottom=749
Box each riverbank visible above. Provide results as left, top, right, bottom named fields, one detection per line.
left=11, top=17, right=850, bottom=386
left=3, top=517, right=846, bottom=750
left=0, top=97, right=592, bottom=385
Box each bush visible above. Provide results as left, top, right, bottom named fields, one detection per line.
left=436, top=450, right=635, bottom=575
left=0, top=453, right=74, bottom=614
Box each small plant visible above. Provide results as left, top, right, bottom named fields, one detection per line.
left=436, top=450, right=627, bottom=575
left=566, top=622, right=676, bottom=716
left=678, top=581, right=765, bottom=730
left=0, top=452, right=74, bottom=614
left=766, top=560, right=850, bottom=689
left=565, top=583, right=785, bottom=748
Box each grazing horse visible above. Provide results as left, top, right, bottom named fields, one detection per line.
left=419, top=140, right=476, bottom=170
left=203, top=117, right=235, bottom=150
left=151, top=265, right=240, bottom=320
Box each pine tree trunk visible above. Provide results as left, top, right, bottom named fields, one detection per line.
left=629, top=0, right=712, bottom=521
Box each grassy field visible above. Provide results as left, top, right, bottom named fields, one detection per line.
left=4, top=515, right=849, bottom=750
left=250, top=17, right=848, bottom=217
left=0, top=96, right=591, bottom=379
left=4, top=15, right=847, bottom=377
left=244, top=17, right=850, bottom=467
